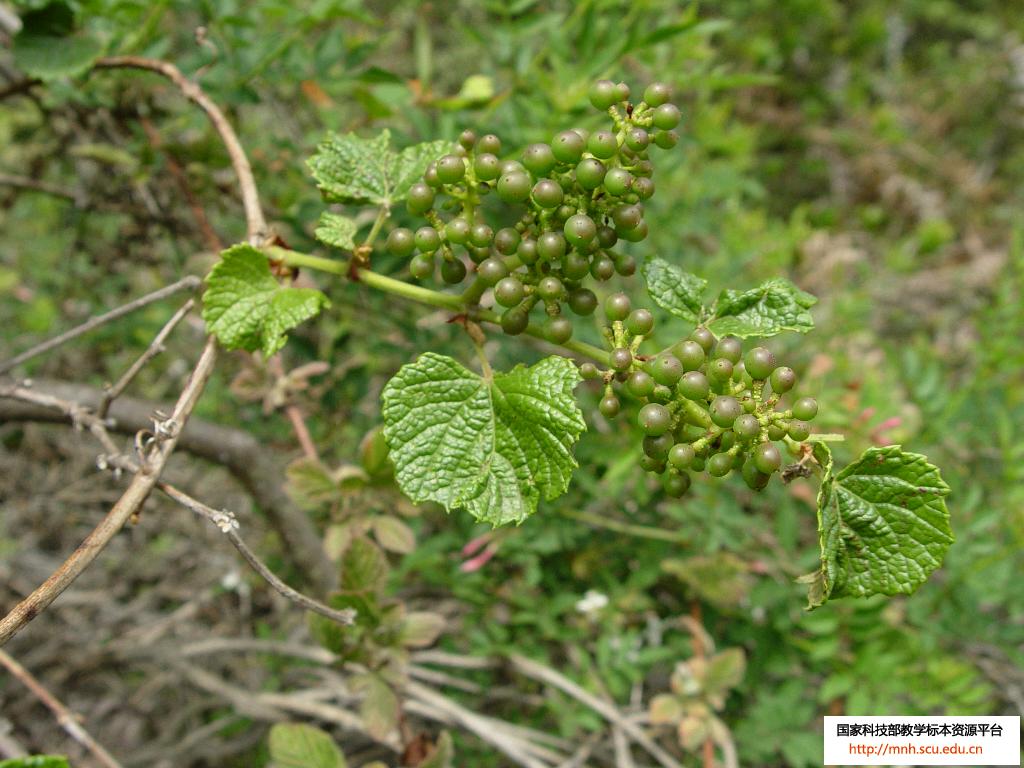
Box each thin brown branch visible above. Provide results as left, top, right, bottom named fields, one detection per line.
left=0, top=77, right=40, bottom=100
left=508, top=654, right=685, bottom=768
left=157, top=483, right=354, bottom=626
left=98, top=298, right=195, bottom=418
left=0, top=649, right=124, bottom=768
left=0, top=276, right=200, bottom=375
left=0, top=172, right=77, bottom=202
left=0, top=337, right=218, bottom=646
left=93, top=56, right=267, bottom=243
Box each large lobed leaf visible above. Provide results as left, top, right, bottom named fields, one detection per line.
left=202, top=244, right=329, bottom=357
left=804, top=443, right=953, bottom=608
left=381, top=353, right=585, bottom=526
left=641, top=257, right=707, bottom=323
left=307, top=129, right=453, bottom=208
left=708, top=278, right=816, bottom=338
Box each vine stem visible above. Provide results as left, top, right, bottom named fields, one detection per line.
left=267, top=246, right=612, bottom=366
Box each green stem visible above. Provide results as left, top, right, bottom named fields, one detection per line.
left=474, top=309, right=610, bottom=365
left=560, top=508, right=687, bottom=543
left=363, top=207, right=389, bottom=248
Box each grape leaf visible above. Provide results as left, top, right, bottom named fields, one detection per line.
left=804, top=444, right=953, bottom=608
left=307, top=129, right=452, bottom=208
left=708, top=278, right=816, bottom=338
left=268, top=723, right=346, bottom=768
left=641, top=257, right=707, bottom=323
left=315, top=212, right=358, bottom=249
left=202, top=244, right=329, bottom=357
left=13, top=2, right=103, bottom=80
left=381, top=353, right=585, bottom=526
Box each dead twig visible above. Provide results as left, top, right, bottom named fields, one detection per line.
left=0, top=648, right=124, bottom=768
left=0, top=276, right=200, bottom=375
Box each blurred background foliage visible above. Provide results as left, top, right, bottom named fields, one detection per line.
left=2, top=0, right=1023, bottom=765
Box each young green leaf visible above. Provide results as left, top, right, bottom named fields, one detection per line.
left=315, top=212, right=358, bottom=250
left=202, top=244, right=329, bottom=357
left=12, top=2, right=104, bottom=79
left=381, top=353, right=585, bottom=526
left=641, top=257, right=707, bottom=323
left=308, top=129, right=452, bottom=208
left=708, top=278, right=816, bottom=338
left=268, top=723, right=346, bottom=768
left=804, top=444, right=953, bottom=608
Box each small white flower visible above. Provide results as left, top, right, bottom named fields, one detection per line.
left=576, top=589, right=609, bottom=614
left=211, top=509, right=240, bottom=533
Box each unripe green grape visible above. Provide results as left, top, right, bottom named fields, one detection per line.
left=633, top=159, right=654, bottom=177
left=436, top=154, right=466, bottom=184
left=555, top=204, right=575, bottom=221
left=767, top=423, right=787, bottom=441
left=651, top=354, right=684, bottom=387
left=632, top=177, right=655, bottom=201
left=409, top=253, right=434, bottom=280
left=551, top=130, right=585, bottom=163
left=497, top=171, right=531, bottom=203
left=612, top=204, right=643, bottom=230
left=445, top=217, right=470, bottom=244
left=567, top=288, right=597, bottom=316
left=588, top=130, right=618, bottom=159
left=753, top=442, right=782, bottom=474
left=672, top=340, right=705, bottom=371
left=742, top=459, right=770, bottom=490
left=788, top=420, right=811, bottom=441
left=589, top=79, right=619, bottom=110
left=572, top=127, right=590, bottom=144
left=575, top=158, right=607, bottom=190
left=710, top=396, right=742, bottom=428
left=517, top=238, right=538, bottom=265
left=564, top=214, right=597, bottom=247
left=792, top=397, right=818, bottom=421
left=414, top=226, right=441, bottom=253
left=605, top=292, right=631, bottom=321
left=522, top=143, right=557, bottom=176
left=708, top=452, right=733, bottom=477
left=652, top=384, right=672, bottom=401
left=625, top=127, right=650, bottom=152
left=618, top=220, right=648, bottom=242
left=453, top=144, right=469, bottom=158
left=733, top=413, right=760, bottom=440
left=407, top=182, right=435, bottom=213
left=501, top=307, right=529, bottom=335
left=597, top=226, right=618, bottom=248
left=643, top=82, right=672, bottom=107
left=610, top=348, right=632, bottom=372
left=494, top=228, right=521, bottom=255
left=561, top=251, right=591, bottom=280
left=654, top=130, right=679, bottom=150
left=668, top=443, right=695, bottom=470
left=744, top=346, right=777, bottom=380
left=475, top=133, right=500, bottom=154
left=708, top=358, right=734, bottom=381
left=678, top=371, right=710, bottom=401
left=626, top=308, right=654, bottom=336
left=386, top=228, right=415, bottom=257
left=614, top=82, right=630, bottom=101
left=501, top=159, right=526, bottom=175
left=494, top=276, right=525, bottom=307
left=742, top=397, right=756, bottom=413
left=663, top=471, right=691, bottom=497
left=470, top=223, right=494, bottom=248
left=714, top=336, right=742, bottom=364
left=474, top=152, right=501, bottom=181
left=625, top=370, right=655, bottom=398
left=590, top=255, right=615, bottom=281
left=604, top=168, right=633, bottom=196
left=468, top=246, right=490, bottom=264
left=653, top=103, right=682, bottom=130
left=690, top=327, right=715, bottom=353
left=544, top=316, right=573, bottom=344
left=477, top=257, right=508, bottom=286
left=441, top=257, right=467, bottom=284
left=458, top=129, right=476, bottom=150
left=643, top=433, right=674, bottom=460
left=719, top=430, right=737, bottom=451
left=690, top=456, right=706, bottom=472
left=638, top=403, right=672, bottom=436
left=640, top=454, right=666, bottom=473
left=614, top=253, right=637, bottom=276
left=599, top=394, right=620, bottom=418
left=532, top=179, right=564, bottom=208
left=537, top=231, right=567, bottom=261
left=580, top=362, right=600, bottom=380
left=536, top=275, right=565, bottom=301
left=769, top=366, right=796, bottom=394
left=423, top=163, right=442, bottom=188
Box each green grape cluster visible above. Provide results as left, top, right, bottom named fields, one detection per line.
left=580, top=302, right=818, bottom=497
left=385, top=79, right=681, bottom=344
